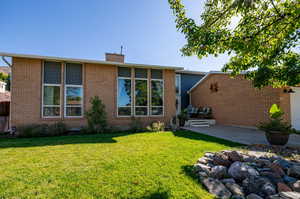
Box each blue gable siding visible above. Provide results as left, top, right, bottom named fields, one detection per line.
left=180, top=73, right=204, bottom=110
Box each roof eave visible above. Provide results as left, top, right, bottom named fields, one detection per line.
left=0, top=52, right=184, bottom=70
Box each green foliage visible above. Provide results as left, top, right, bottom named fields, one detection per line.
left=146, top=121, right=165, bottom=132
left=85, top=96, right=108, bottom=133
left=169, top=0, right=300, bottom=88
left=17, top=122, right=67, bottom=138
left=177, top=109, right=188, bottom=126
left=130, top=117, right=144, bottom=133
left=259, top=104, right=294, bottom=134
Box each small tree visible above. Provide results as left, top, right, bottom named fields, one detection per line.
left=85, top=96, right=107, bottom=133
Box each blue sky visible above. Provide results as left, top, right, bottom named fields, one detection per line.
left=0, top=0, right=231, bottom=71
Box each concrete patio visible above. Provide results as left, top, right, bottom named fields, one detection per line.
left=183, top=125, right=300, bottom=147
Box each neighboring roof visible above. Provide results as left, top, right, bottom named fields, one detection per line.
left=176, top=70, right=207, bottom=75
left=0, top=91, right=10, bottom=102
left=187, top=71, right=244, bottom=93
left=0, top=66, right=11, bottom=75
left=0, top=52, right=184, bottom=70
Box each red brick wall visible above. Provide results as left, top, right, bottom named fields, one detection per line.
left=11, top=58, right=176, bottom=129
left=190, top=74, right=290, bottom=127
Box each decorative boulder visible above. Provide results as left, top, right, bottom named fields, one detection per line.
left=269, top=163, right=285, bottom=177
left=211, top=165, right=228, bottom=179
left=277, top=182, right=292, bottom=192
left=224, top=151, right=243, bottom=162
left=194, top=163, right=211, bottom=174
left=246, top=193, right=263, bottom=199
left=291, top=180, right=300, bottom=192
left=225, top=182, right=244, bottom=196
left=202, top=177, right=232, bottom=199
left=213, top=154, right=232, bottom=167
left=288, top=165, right=300, bottom=178
left=228, top=161, right=259, bottom=181
left=279, top=191, right=300, bottom=199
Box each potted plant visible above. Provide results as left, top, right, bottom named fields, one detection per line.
left=259, top=104, right=295, bottom=145
left=177, top=109, right=188, bottom=127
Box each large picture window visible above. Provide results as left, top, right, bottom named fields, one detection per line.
left=135, top=69, right=148, bottom=116
left=42, top=61, right=61, bottom=117
left=151, top=69, right=164, bottom=116
left=117, top=67, right=132, bottom=116
left=65, top=63, right=83, bottom=117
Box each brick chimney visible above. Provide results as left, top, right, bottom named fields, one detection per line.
left=105, top=53, right=125, bottom=63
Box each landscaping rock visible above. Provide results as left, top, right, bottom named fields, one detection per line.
left=260, top=171, right=283, bottom=184
left=221, top=178, right=236, bottom=184
left=213, top=154, right=232, bottom=167
left=288, top=165, right=300, bottom=178
left=283, top=175, right=297, bottom=185
left=224, top=151, right=243, bottom=162
left=291, top=180, right=300, bottom=192
left=246, top=193, right=263, bottom=199
left=270, top=163, right=285, bottom=177
left=194, top=163, right=211, bottom=174
left=197, top=157, right=213, bottom=164
left=225, top=182, right=244, bottom=196
left=279, top=191, right=300, bottom=199
left=211, top=165, right=228, bottom=179
left=198, top=171, right=208, bottom=180
left=228, top=161, right=259, bottom=181
left=274, top=159, right=292, bottom=170
left=202, top=177, right=232, bottom=199
left=277, top=182, right=292, bottom=192
left=256, top=158, right=272, bottom=168
left=204, top=152, right=215, bottom=158
left=261, top=182, right=277, bottom=197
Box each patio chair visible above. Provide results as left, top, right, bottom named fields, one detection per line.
left=187, top=105, right=199, bottom=118
left=198, top=107, right=212, bottom=118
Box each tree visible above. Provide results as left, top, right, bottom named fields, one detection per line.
left=169, top=0, right=300, bottom=88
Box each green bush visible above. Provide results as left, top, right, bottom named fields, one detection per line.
left=17, top=122, right=67, bottom=138
left=258, top=104, right=294, bottom=134
left=85, top=96, right=108, bottom=133
left=146, top=121, right=165, bottom=132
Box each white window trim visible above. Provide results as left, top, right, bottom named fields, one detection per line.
left=117, top=76, right=132, bottom=117
left=150, top=79, right=164, bottom=117
left=134, top=77, right=149, bottom=117
left=41, top=62, right=62, bottom=119
left=64, top=84, right=84, bottom=118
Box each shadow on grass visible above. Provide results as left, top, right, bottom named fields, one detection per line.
left=172, top=130, right=243, bottom=148
left=0, top=132, right=135, bottom=149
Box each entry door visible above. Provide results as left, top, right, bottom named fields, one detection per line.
left=290, top=87, right=300, bottom=130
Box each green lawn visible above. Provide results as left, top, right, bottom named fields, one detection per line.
left=0, top=131, right=241, bottom=199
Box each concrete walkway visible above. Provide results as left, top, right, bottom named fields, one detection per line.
left=183, top=125, right=300, bottom=147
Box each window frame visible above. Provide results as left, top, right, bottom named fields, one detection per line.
left=150, top=77, right=164, bottom=117
left=41, top=61, right=62, bottom=119
left=117, top=75, right=133, bottom=117
left=64, top=63, right=84, bottom=118
left=134, top=76, right=149, bottom=117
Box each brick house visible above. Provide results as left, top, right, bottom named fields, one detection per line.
left=188, top=72, right=300, bottom=130
left=0, top=52, right=183, bottom=131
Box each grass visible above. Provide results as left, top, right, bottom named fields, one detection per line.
left=0, top=130, right=242, bottom=199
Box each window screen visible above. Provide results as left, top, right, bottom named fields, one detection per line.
left=66, top=63, right=82, bottom=85
left=44, top=61, right=61, bottom=84
left=118, top=67, right=131, bottom=77
left=151, top=69, right=163, bottom=79
left=135, top=68, right=148, bottom=78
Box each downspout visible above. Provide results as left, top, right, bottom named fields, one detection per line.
left=1, top=56, right=12, bottom=133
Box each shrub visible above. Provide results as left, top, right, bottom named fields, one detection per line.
left=17, top=122, right=67, bottom=138
left=146, top=121, right=165, bottom=132
left=85, top=96, right=107, bottom=133
left=130, top=117, right=144, bottom=133
left=258, top=104, right=294, bottom=134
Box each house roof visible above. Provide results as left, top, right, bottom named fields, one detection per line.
left=176, top=70, right=207, bottom=75
left=0, top=52, right=184, bottom=70
left=187, top=71, right=247, bottom=93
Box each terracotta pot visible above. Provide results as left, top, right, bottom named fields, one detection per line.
left=265, top=131, right=290, bottom=145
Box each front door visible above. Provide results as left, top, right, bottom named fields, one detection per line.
left=290, top=87, right=300, bottom=130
